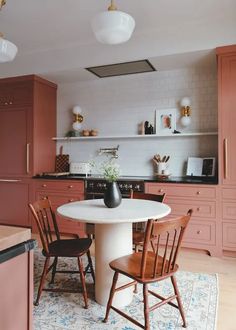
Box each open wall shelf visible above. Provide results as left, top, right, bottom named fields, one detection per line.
left=53, top=132, right=218, bottom=141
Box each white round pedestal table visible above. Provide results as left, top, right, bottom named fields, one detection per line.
left=57, top=199, right=171, bottom=307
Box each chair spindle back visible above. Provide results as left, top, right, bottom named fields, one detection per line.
left=131, top=192, right=166, bottom=232
left=29, top=198, right=60, bottom=254
left=141, top=209, right=192, bottom=279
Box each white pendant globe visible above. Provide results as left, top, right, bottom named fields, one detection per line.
left=91, top=10, right=135, bottom=45
left=0, top=37, right=17, bottom=62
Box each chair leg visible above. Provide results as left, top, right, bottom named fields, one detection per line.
left=171, top=275, right=187, bottom=328
left=86, top=250, right=95, bottom=284
left=134, top=244, right=140, bottom=293
left=78, top=257, right=89, bottom=309
left=50, top=257, right=58, bottom=284
left=143, top=283, right=150, bottom=330
left=103, top=271, right=119, bottom=323
left=35, top=257, right=50, bottom=306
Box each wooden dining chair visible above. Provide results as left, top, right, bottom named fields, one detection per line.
left=103, top=209, right=193, bottom=330
left=29, top=198, right=95, bottom=308
left=131, top=191, right=166, bottom=253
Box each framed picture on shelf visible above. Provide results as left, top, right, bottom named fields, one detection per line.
left=155, top=108, right=176, bottom=135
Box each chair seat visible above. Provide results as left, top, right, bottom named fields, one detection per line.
left=110, top=251, right=179, bottom=283
left=42, top=238, right=92, bottom=257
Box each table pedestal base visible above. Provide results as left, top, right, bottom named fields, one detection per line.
left=95, top=222, right=133, bottom=307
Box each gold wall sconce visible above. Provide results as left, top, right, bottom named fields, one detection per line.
left=180, top=97, right=191, bottom=127
left=72, top=106, right=83, bottom=131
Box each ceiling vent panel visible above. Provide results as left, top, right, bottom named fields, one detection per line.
left=85, top=59, right=156, bottom=78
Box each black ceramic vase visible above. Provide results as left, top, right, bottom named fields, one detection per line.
left=104, top=181, right=122, bottom=208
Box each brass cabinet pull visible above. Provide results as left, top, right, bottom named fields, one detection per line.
left=224, top=138, right=228, bottom=179
left=197, top=230, right=202, bottom=235
left=68, top=185, right=73, bottom=189
left=0, top=179, right=21, bottom=182
left=158, top=189, right=164, bottom=193
left=26, top=143, right=30, bottom=174
left=42, top=184, right=47, bottom=188
left=196, top=191, right=200, bottom=195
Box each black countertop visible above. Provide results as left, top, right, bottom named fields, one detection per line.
left=33, top=174, right=218, bottom=185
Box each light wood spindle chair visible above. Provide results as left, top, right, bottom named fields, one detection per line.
left=29, top=198, right=95, bottom=308
left=131, top=191, right=166, bottom=253
left=104, top=209, right=193, bottom=330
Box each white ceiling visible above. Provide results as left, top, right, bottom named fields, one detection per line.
left=0, top=0, right=236, bottom=83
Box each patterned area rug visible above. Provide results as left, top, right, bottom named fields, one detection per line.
left=33, top=249, right=218, bottom=330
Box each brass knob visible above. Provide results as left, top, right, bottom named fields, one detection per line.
left=196, top=191, right=200, bottom=195
left=9, top=101, right=13, bottom=105
left=197, top=230, right=201, bottom=234
left=69, top=199, right=74, bottom=202
left=42, top=184, right=47, bottom=187
left=42, top=197, right=47, bottom=200
left=159, top=189, right=163, bottom=193
left=68, top=185, right=73, bottom=189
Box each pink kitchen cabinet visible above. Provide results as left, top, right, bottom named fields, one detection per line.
left=145, top=182, right=221, bottom=256
left=217, top=45, right=236, bottom=253
left=0, top=75, right=57, bottom=228
left=33, top=179, right=86, bottom=236
left=0, top=75, right=57, bottom=178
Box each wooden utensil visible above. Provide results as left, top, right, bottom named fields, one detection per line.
left=162, top=155, right=166, bottom=162
left=154, top=154, right=161, bottom=162
left=165, top=156, right=170, bottom=162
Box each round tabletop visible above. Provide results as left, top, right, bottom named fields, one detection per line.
left=57, top=198, right=171, bottom=224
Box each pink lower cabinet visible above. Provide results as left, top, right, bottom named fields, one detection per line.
left=0, top=239, right=36, bottom=330
left=32, top=179, right=85, bottom=236
left=145, top=182, right=221, bottom=256
left=222, top=188, right=236, bottom=253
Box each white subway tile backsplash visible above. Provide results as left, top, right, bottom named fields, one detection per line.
left=57, top=67, right=218, bottom=176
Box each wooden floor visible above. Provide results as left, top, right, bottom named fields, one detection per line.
left=178, top=248, right=236, bottom=330
left=33, top=234, right=236, bottom=330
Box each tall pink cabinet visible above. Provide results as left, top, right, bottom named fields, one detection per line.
left=217, top=45, right=236, bottom=254
left=0, top=75, right=57, bottom=227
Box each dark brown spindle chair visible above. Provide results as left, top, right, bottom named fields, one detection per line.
left=131, top=191, right=166, bottom=253
left=104, top=209, right=193, bottom=330
left=29, top=198, right=95, bottom=308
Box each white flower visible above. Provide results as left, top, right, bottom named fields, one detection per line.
left=101, top=159, right=120, bottom=182
left=90, top=158, right=120, bottom=182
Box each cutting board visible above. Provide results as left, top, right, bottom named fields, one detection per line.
left=55, top=146, right=69, bottom=173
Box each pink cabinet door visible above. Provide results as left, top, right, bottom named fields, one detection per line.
left=0, top=108, right=31, bottom=177
left=0, top=180, right=30, bottom=227
left=218, top=52, right=236, bottom=185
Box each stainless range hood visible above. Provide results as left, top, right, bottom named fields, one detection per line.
left=85, top=59, right=156, bottom=78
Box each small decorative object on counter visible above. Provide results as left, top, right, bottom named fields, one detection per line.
left=90, top=129, right=98, bottom=136
left=152, top=154, right=171, bottom=178
left=55, top=146, right=70, bottom=173
left=138, top=121, right=145, bottom=135
left=144, top=121, right=154, bottom=134
left=81, top=129, right=90, bottom=136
